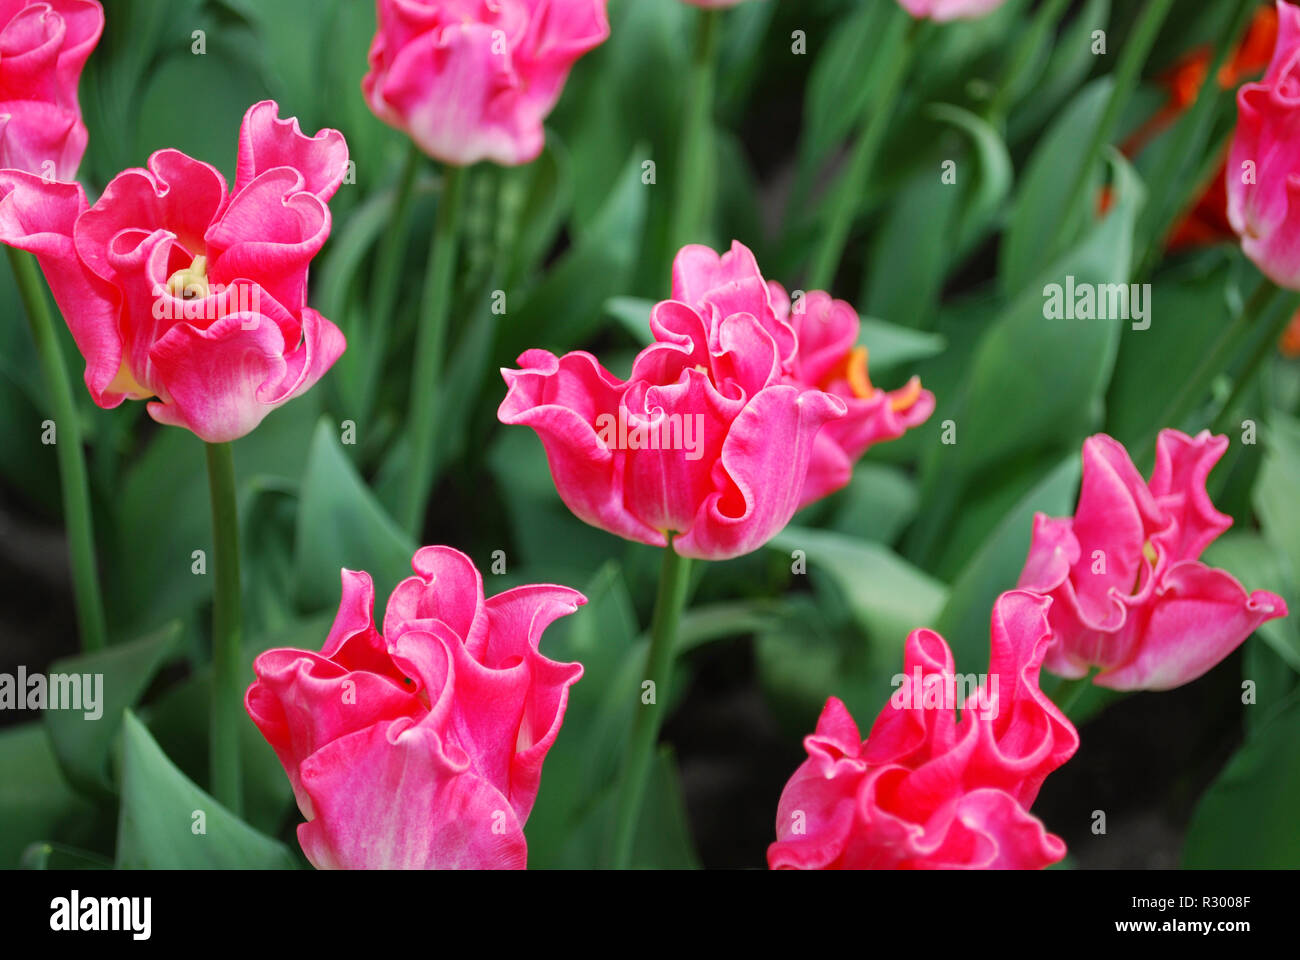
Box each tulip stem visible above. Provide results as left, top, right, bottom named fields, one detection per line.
left=361, top=142, right=423, bottom=422
left=1136, top=277, right=1276, bottom=455
left=670, top=8, right=720, bottom=253
left=1056, top=0, right=1174, bottom=259
left=6, top=248, right=107, bottom=653
left=400, top=164, right=465, bottom=537
left=205, top=440, right=243, bottom=816
left=806, top=8, right=916, bottom=292
left=1210, top=288, right=1300, bottom=436
left=611, top=543, right=694, bottom=869
left=1050, top=673, right=1093, bottom=718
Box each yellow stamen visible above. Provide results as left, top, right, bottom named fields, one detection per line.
left=1142, top=539, right=1158, bottom=567
left=166, top=254, right=209, bottom=301
left=844, top=345, right=874, bottom=399
left=889, top=377, right=923, bottom=413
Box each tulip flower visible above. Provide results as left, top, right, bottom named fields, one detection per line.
left=362, top=0, right=610, bottom=167
left=246, top=547, right=585, bottom=869
left=0, top=100, right=347, bottom=443
left=771, top=284, right=934, bottom=508
left=1017, top=430, right=1287, bottom=691
left=500, top=241, right=846, bottom=562
left=0, top=0, right=102, bottom=180
left=896, top=0, right=1008, bottom=23
left=0, top=0, right=106, bottom=652
left=1228, top=1, right=1300, bottom=288
left=769, top=591, right=1078, bottom=869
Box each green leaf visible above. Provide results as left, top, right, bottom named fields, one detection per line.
left=956, top=148, right=1144, bottom=479
left=936, top=456, right=1081, bottom=671
left=769, top=526, right=949, bottom=650
left=116, top=711, right=298, bottom=869
left=858, top=317, right=947, bottom=374
left=295, top=418, right=415, bottom=612
left=604, top=296, right=655, bottom=345
left=1000, top=77, right=1114, bottom=297
left=0, top=724, right=96, bottom=868
left=498, top=149, right=649, bottom=361
left=926, top=103, right=1013, bottom=256
left=1182, top=690, right=1300, bottom=868
left=1255, top=414, right=1300, bottom=581
left=43, top=621, right=182, bottom=796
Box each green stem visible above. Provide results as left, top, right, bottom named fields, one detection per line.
left=610, top=544, right=694, bottom=869
left=360, top=143, right=423, bottom=422
left=1055, top=0, right=1174, bottom=260
left=1136, top=278, right=1276, bottom=455
left=6, top=248, right=107, bottom=653
left=1050, top=672, right=1094, bottom=717
left=205, top=441, right=243, bottom=815
left=670, top=8, right=721, bottom=252
left=1210, top=289, right=1300, bottom=435
left=806, top=10, right=916, bottom=292
left=1137, top=0, right=1258, bottom=278
left=985, top=0, right=1071, bottom=122
left=399, top=165, right=465, bottom=537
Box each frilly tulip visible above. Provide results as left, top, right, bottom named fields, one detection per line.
left=1017, top=430, right=1288, bottom=691
left=0, top=100, right=347, bottom=442
left=768, top=591, right=1078, bottom=870
left=1228, top=1, right=1300, bottom=288
left=896, top=0, right=1008, bottom=22
left=771, top=284, right=934, bottom=508
left=246, top=546, right=585, bottom=870
left=362, top=0, right=610, bottom=167
left=0, top=0, right=102, bottom=180
left=499, top=241, right=846, bottom=561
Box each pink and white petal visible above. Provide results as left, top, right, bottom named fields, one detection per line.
left=234, top=100, right=348, bottom=201
left=1096, top=562, right=1289, bottom=691
left=674, top=385, right=845, bottom=560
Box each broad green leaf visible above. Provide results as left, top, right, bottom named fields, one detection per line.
left=43, top=621, right=182, bottom=796
left=294, top=418, right=414, bottom=611
left=116, top=711, right=298, bottom=869
left=769, top=526, right=949, bottom=648
left=936, top=456, right=1080, bottom=671
left=1182, top=690, right=1300, bottom=868
left=1000, top=77, right=1114, bottom=297
left=0, top=724, right=96, bottom=868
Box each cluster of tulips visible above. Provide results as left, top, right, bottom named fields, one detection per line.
left=1, top=0, right=1295, bottom=869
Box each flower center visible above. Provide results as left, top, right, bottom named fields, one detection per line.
left=166, top=254, right=209, bottom=301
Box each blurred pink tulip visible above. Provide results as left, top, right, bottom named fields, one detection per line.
left=362, top=0, right=610, bottom=166
left=0, top=0, right=102, bottom=179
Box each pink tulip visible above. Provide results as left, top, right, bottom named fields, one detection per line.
left=362, top=0, right=610, bottom=167
left=0, top=0, right=102, bottom=180
left=0, top=101, right=347, bottom=442
left=246, top=546, right=585, bottom=870
left=897, top=0, right=1008, bottom=21
left=499, top=241, right=846, bottom=561
left=1228, top=1, right=1300, bottom=288
left=1017, top=430, right=1288, bottom=691
left=769, top=591, right=1078, bottom=870
left=771, top=283, right=934, bottom=508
